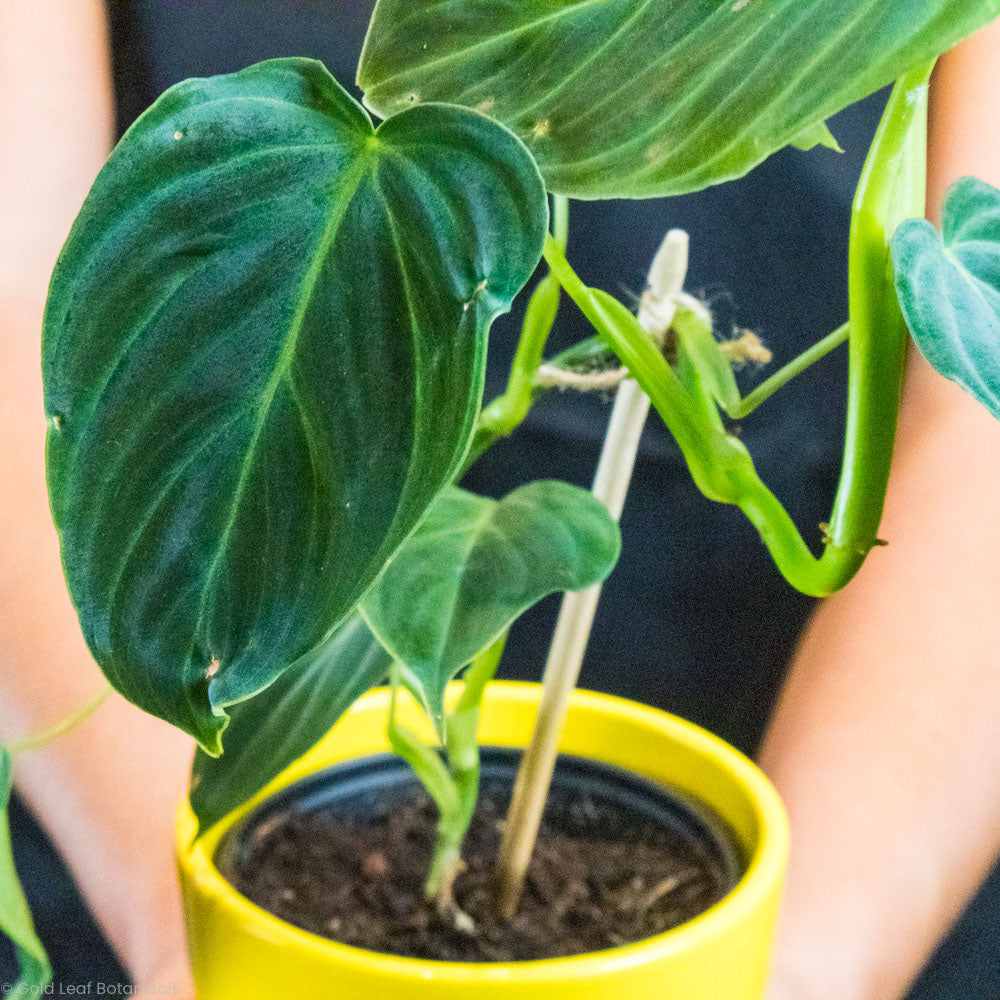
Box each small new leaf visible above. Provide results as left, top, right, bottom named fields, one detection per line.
left=893, top=177, right=1000, bottom=419
left=360, top=482, right=621, bottom=732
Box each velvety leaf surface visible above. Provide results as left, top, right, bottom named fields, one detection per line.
left=189, top=613, right=392, bottom=832
left=0, top=750, right=51, bottom=991
left=42, top=58, right=546, bottom=751
left=358, top=0, right=1000, bottom=199
left=893, top=177, right=1000, bottom=419
left=359, top=481, right=621, bottom=730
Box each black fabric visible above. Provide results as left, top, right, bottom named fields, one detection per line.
left=3, top=0, right=997, bottom=992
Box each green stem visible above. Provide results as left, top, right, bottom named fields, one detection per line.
left=386, top=666, right=459, bottom=823
left=466, top=195, right=570, bottom=466
left=542, top=239, right=717, bottom=479
left=726, top=322, right=849, bottom=420
left=827, top=63, right=932, bottom=555
left=540, top=64, right=930, bottom=599
left=468, top=274, right=560, bottom=462
left=551, top=193, right=569, bottom=250
left=6, top=684, right=112, bottom=757
left=425, top=633, right=507, bottom=901
left=454, top=631, right=507, bottom=718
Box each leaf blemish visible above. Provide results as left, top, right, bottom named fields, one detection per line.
left=476, top=97, right=496, bottom=114
left=463, top=279, right=488, bottom=313
left=206, top=656, right=221, bottom=680
left=531, top=119, right=550, bottom=139
left=50, top=412, right=66, bottom=432
left=645, top=140, right=667, bottom=163
left=731, top=0, right=750, bottom=10
left=173, top=130, right=184, bottom=141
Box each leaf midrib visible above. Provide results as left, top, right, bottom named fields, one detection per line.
left=193, top=138, right=377, bottom=671
left=359, top=497, right=495, bottom=672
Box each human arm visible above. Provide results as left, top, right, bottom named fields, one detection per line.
left=762, top=19, right=1000, bottom=1000
left=0, top=0, right=194, bottom=988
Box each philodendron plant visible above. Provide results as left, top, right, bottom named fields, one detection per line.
left=5, top=0, right=1000, bottom=986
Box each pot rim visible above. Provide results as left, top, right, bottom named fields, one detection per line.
left=177, top=681, right=788, bottom=984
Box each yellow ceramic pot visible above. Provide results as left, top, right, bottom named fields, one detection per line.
left=177, top=682, right=788, bottom=999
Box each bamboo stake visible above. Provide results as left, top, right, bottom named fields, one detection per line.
left=495, top=229, right=690, bottom=918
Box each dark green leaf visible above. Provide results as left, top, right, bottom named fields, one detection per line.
left=359, top=481, right=621, bottom=730
left=43, top=58, right=547, bottom=751
left=358, top=0, right=999, bottom=199
left=893, top=177, right=1000, bottom=419
left=0, top=750, right=51, bottom=991
left=189, top=613, right=392, bottom=832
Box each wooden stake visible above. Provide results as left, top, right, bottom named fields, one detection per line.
left=495, top=229, right=690, bottom=918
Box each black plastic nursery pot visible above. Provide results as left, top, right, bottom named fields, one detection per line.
left=177, top=682, right=788, bottom=999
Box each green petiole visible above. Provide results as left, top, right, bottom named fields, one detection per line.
left=467, top=195, right=570, bottom=466
left=468, top=274, right=561, bottom=463
left=550, top=192, right=569, bottom=250
left=5, top=684, right=113, bottom=757
left=387, top=666, right=459, bottom=823
left=539, top=62, right=931, bottom=599
left=429, top=633, right=507, bottom=904
left=828, top=62, right=933, bottom=562
left=726, top=322, right=850, bottom=420
left=387, top=634, right=508, bottom=910
left=670, top=299, right=849, bottom=422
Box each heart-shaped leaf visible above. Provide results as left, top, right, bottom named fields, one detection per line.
left=189, top=613, right=392, bottom=833
left=0, top=750, right=52, bottom=992
left=358, top=0, right=1000, bottom=198
left=359, top=481, right=621, bottom=731
left=893, top=177, right=1000, bottom=419
left=43, top=58, right=547, bottom=751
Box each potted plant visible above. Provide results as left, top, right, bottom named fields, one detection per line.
left=4, top=0, right=1000, bottom=995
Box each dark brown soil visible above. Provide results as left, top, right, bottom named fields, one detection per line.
left=224, top=762, right=736, bottom=962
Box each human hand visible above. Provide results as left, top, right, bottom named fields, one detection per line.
left=765, top=949, right=869, bottom=1000
left=142, top=957, right=194, bottom=1000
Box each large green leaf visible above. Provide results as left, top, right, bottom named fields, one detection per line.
left=358, top=0, right=1000, bottom=199
left=189, top=613, right=392, bottom=833
left=893, top=177, right=1000, bottom=419
left=359, top=481, right=621, bottom=731
left=0, top=750, right=51, bottom=992
left=43, top=58, right=547, bottom=751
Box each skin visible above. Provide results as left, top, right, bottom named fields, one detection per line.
left=0, top=1, right=193, bottom=990
left=763, top=19, right=1000, bottom=1000
left=0, top=3, right=997, bottom=995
